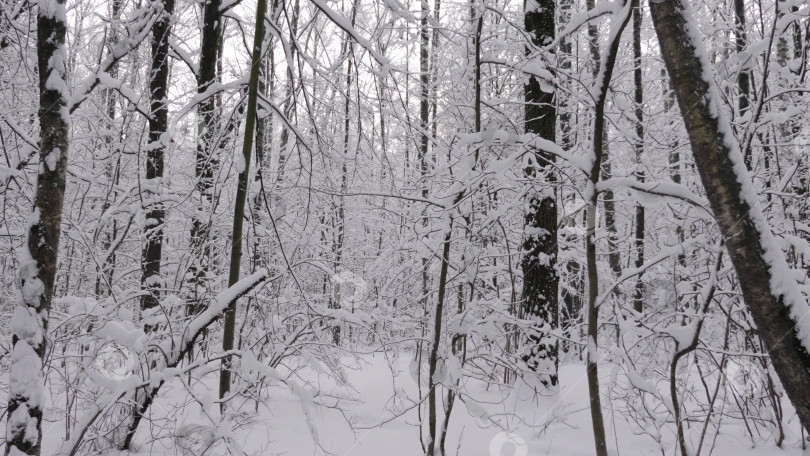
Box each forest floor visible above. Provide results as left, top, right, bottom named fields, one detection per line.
left=7, top=352, right=808, bottom=455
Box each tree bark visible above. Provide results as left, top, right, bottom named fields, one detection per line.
left=632, top=0, right=644, bottom=313
left=330, top=0, right=358, bottom=346
left=427, top=223, right=453, bottom=456
left=140, top=0, right=175, bottom=328
left=585, top=4, right=632, bottom=456
left=189, top=0, right=224, bottom=315
left=587, top=0, right=622, bottom=281
left=649, top=0, right=810, bottom=433
left=219, top=0, right=268, bottom=404
left=733, top=0, right=751, bottom=170
left=6, top=0, right=70, bottom=454
left=96, top=0, right=123, bottom=298
left=521, top=0, right=559, bottom=387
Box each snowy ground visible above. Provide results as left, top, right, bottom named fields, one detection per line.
left=8, top=352, right=808, bottom=455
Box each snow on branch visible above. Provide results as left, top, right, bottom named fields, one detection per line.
left=310, top=0, right=391, bottom=71
left=57, top=270, right=269, bottom=455
left=68, top=5, right=159, bottom=114
left=597, top=177, right=713, bottom=216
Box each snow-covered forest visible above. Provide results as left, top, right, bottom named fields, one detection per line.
left=1, top=0, right=809, bottom=454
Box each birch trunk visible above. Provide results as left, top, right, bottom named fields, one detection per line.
left=649, top=0, right=810, bottom=433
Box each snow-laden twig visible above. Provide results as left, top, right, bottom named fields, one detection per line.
left=57, top=270, right=268, bottom=455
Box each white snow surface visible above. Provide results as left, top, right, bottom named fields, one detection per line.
left=4, top=353, right=804, bottom=456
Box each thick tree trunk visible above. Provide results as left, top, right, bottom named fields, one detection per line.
left=649, top=0, right=810, bottom=433
left=140, top=0, right=175, bottom=328
left=5, top=0, right=69, bottom=454
left=189, top=0, right=224, bottom=315
left=123, top=1, right=176, bottom=447
left=521, top=0, right=559, bottom=387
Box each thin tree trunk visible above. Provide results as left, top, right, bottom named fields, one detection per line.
left=273, top=0, right=297, bottom=186
left=521, top=0, right=559, bottom=387
left=416, top=3, right=432, bottom=447
left=733, top=0, right=751, bottom=170
left=427, top=222, right=453, bottom=456
left=632, top=0, right=644, bottom=313
left=252, top=33, right=273, bottom=273
left=558, top=0, right=582, bottom=357
left=331, top=0, right=358, bottom=346
left=419, top=0, right=432, bottom=319
left=585, top=4, right=632, bottom=456
left=219, top=0, right=268, bottom=405
left=96, top=0, right=123, bottom=298
left=587, top=0, right=622, bottom=280
left=5, top=0, right=69, bottom=453
left=649, top=0, right=810, bottom=433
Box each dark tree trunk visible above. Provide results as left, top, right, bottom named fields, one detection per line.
left=96, top=0, right=123, bottom=298
left=6, top=1, right=69, bottom=454
left=649, top=0, right=810, bottom=434
left=587, top=0, right=622, bottom=281
left=733, top=0, right=751, bottom=170
left=521, top=0, right=559, bottom=387
left=585, top=5, right=632, bottom=456
left=189, top=0, right=224, bottom=315
left=330, top=0, right=358, bottom=346
left=219, top=0, right=268, bottom=404
left=141, top=0, right=175, bottom=327
left=632, top=0, right=644, bottom=313
left=558, top=0, right=582, bottom=357
left=122, top=2, right=176, bottom=448
left=427, top=224, right=453, bottom=456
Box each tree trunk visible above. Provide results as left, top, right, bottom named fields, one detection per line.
left=219, top=0, right=268, bottom=405
left=418, top=0, right=432, bottom=321
left=141, top=0, right=175, bottom=329
left=330, top=0, right=358, bottom=346
left=521, top=0, right=559, bottom=388
left=189, top=0, right=224, bottom=315
left=649, top=0, right=810, bottom=433
left=252, top=37, right=273, bottom=273
left=6, top=0, right=69, bottom=454
left=587, top=0, right=622, bottom=281
left=733, top=0, right=751, bottom=170
left=558, top=0, right=582, bottom=357
left=427, top=222, right=453, bottom=456
left=632, top=0, right=644, bottom=313
left=121, top=1, right=176, bottom=447
left=585, top=4, right=632, bottom=456
left=96, top=0, right=123, bottom=298
left=416, top=2, right=433, bottom=447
